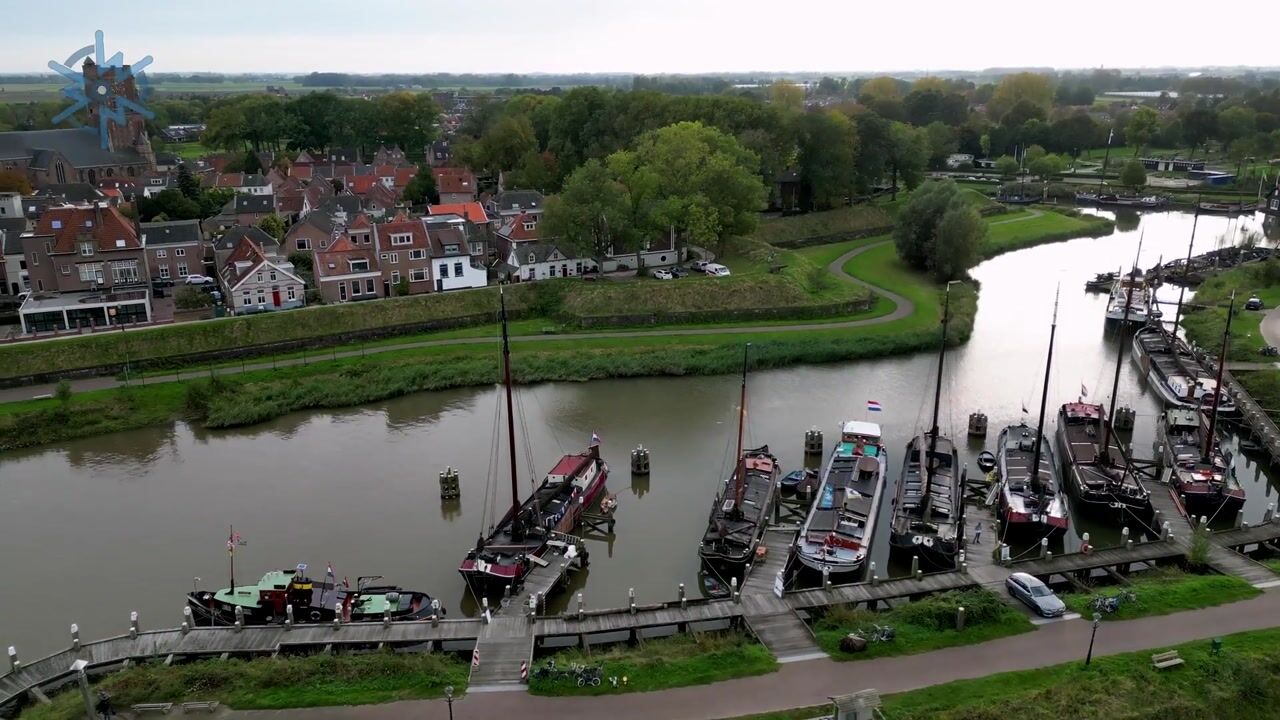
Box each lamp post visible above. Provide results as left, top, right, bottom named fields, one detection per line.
left=444, top=685, right=455, bottom=720
left=1085, top=612, right=1101, bottom=666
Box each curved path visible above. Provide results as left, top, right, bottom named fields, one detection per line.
left=1260, top=305, right=1280, bottom=351
left=0, top=242, right=913, bottom=403
left=236, top=589, right=1280, bottom=720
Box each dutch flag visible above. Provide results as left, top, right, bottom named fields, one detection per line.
left=590, top=432, right=601, bottom=447
left=867, top=400, right=883, bottom=412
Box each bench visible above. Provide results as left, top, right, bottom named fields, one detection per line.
left=181, top=700, right=221, bottom=712
left=130, top=702, right=174, bottom=714
left=1151, top=650, right=1185, bottom=669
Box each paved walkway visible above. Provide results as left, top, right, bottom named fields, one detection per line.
left=1260, top=305, right=1280, bottom=350
left=0, top=242, right=913, bottom=404
left=231, top=589, right=1280, bottom=720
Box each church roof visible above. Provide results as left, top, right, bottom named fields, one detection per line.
left=0, top=128, right=144, bottom=168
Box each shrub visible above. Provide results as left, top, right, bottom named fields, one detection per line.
left=175, top=286, right=213, bottom=310
left=893, top=589, right=1009, bottom=631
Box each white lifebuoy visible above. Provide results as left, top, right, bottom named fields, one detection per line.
left=912, top=535, right=923, bottom=545
left=923, top=537, right=935, bottom=548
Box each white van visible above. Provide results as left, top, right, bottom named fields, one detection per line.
left=704, top=263, right=731, bottom=277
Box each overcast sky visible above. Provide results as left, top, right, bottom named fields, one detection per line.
left=3, top=0, right=1276, bottom=75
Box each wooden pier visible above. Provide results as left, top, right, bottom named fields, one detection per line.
left=739, top=528, right=823, bottom=662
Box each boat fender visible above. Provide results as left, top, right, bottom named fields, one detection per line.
left=911, top=535, right=923, bottom=545
left=923, top=537, right=934, bottom=548
left=310, top=610, right=321, bottom=622
left=1081, top=541, right=1092, bottom=555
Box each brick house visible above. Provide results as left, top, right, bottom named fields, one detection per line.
left=373, top=215, right=434, bottom=295
left=433, top=168, right=478, bottom=204
left=218, top=237, right=305, bottom=315
left=140, top=218, right=202, bottom=285
left=315, top=235, right=385, bottom=303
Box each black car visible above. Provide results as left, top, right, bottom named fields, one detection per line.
left=1246, top=296, right=1264, bottom=311
left=670, top=265, right=689, bottom=278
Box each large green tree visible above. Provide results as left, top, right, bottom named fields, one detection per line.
left=402, top=166, right=439, bottom=205
left=372, top=92, right=441, bottom=155
left=1216, top=106, right=1257, bottom=152
left=1125, top=107, right=1161, bottom=156
left=932, top=205, right=986, bottom=281
left=885, top=122, right=930, bottom=199
left=1119, top=159, right=1148, bottom=192
left=988, top=73, right=1054, bottom=122
left=541, top=159, right=636, bottom=259
left=796, top=110, right=858, bottom=210
left=893, top=179, right=983, bottom=280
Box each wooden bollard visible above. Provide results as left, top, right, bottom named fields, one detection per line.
left=745, top=562, right=752, bottom=578
left=804, top=427, right=824, bottom=455
left=869, top=561, right=878, bottom=585
left=383, top=606, right=391, bottom=628
left=1162, top=521, right=1172, bottom=541
left=1267, top=503, right=1275, bottom=524
left=234, top=606, right=244, bottom=632
left=130, top=611, right=139, bottom=639
left=71, top=623, right=81, bottom=650
left=1046, top=551, right=1053, bottom=560
left=528, top=595, right=537, bottom=624
left=1198, top=516, right=1208, bottom=531
left=431, top=600, right=440, bottom=627
left=182, top=607, right=193, bottom=631
left=631, top=446, right=651, bottom=475
left=956, top=606, right=966, bottom=631
left=822, top=565, right=831, bottom=592
left=678, top=583, right=686, bottom=609
left=7, top=646, right=18, bottom=672
left=577, top=592, right=585, bottom=620
left=1236, top=509, right=1245, bottom=529
left=333, top=602, right=342, bottom=630
left=731, top=577, right=740, bottom=604
left=180, top=621, right=189, bottom=635
left=629, top=587, right=636, bottom=614
left=504, top=584, right=512, bottom=599
left=1120, top=527, right=1130, bottom=547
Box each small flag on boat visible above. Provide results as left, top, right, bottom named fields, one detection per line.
left=226, top=530, right=244, bottom=554
left=590, top=432, right=601, bottom=446
left=867, top=400, right=883, bottom=412
left=1021, top=403, right=1028, bottom=414
left=326, top=563, right=334, bottom=578
left=1081, top=383, right=1089, bottom=398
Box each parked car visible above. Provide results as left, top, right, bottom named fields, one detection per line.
left=651, top=268, right=674, bottom=280
left=183, top=274, right=214, bottom=285
left=704, top=263, right=731, bottom=277
left=670, top=265, right=689, bottom=278
left=1005, top=572, right=1066, bottom=617
left=1246, top=296, right=1264, bottom=311
left=690, top=259, right=710, bottom=273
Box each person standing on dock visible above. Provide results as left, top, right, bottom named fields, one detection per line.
left=972, top=521, right=983, bottom=545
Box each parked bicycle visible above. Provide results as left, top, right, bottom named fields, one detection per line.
left=854, top=624, right=896, bottom=643
left=1090, top=589, right=1137, bottom=614
left=573, top=664, right=603, bottom=687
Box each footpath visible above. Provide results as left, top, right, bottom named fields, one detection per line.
left=231, top=589, right=1280, bottom=720
left=0, top=242, right=911, bottom=404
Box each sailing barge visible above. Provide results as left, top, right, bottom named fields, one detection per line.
left=1132, top=326, right=1236, bottom=415
left=890, top=284, right=963, bottom=570
left=794, top=421, right=887, bottom=581
left=699, top=345, right=781, bottom=576
left=1105, top=272, right=1156, bottom=324
left=1056, top=402, right=1151, bottom=518
left=459, top=291, right=608, bottom=597
left=188, top=568, right=438, bottom=626
left=1158, top=408, right=1244, bottom=516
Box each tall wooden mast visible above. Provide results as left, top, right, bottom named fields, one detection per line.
left=733, top=343, right=751, bottom=510
left=499, top=289, right=522, bottom=538
left=1030, top=287, right=1060, bottom=495
left=923, top=283, right=953, bottom=521
left=1204, top=292, right=1235, bottom=462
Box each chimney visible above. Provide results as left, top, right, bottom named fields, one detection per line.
left=94, top=201, right=104, bottom=230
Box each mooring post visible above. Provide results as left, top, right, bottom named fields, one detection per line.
left=822, top=565, right=831, bottom=592
left=528, top=594, right=537, bottom=624
left=182, top=606, right=193, bottom=629
left=956, top=606, right=966, bottom=632
left=1267, top=503, right=1276, bottom=524
left=804, top=427, right=823, bottom=455
left=961, top=561, right=968, bottom=574
left=482, top=597, right=490, bottom=625
left=1040, top=537, right=1048, bottom=559
left=1162, top=521, right=1172, bottom=541
left=731, top=577, right=740, bottom=604
left=1236, top=509, right=1245, bottom=529
left=333, top=602, right=342, bottom=630
left=1082, top=532, right=1091, bottom=551
left=744, top=562, right=752, bottom=579
left=631, top=445, right=651, bottom=475
left=869, top=561, right=879, bottom=586
left=678, top=583, right=686, bottom=609
left=1001, top=543, right=1011, bottom=567
left=383, top=606, right=391, bottom=628
left=577, top=592, right=585, bottom=621
left=1199, top=515, right=1208, bottom=531
left=504, top=584, right=512, bottom=599
left=234, top=606, right=244, bottom=632
left=629, top=587, right=637, bottom=614
left=71, top=623, right=81, bottom=650
left=911, top=555, right=920, bottom=578
left=1046, top=551, right=1053, bottom=561
left=431, top=599, right=440, bottom=627
left=7, top=646, right=17, bottom=672
left=1120, top=526, right=1130, bottom=549
left=129, top=611, right=139, bottom=639
left=286, top=604, right=294, bottom=629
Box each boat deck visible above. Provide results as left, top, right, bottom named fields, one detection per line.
left=999, top=426, right=1062, bottom=515
left=898, top=436, right=958, bottom=522
left=702, top=451, right=779, bottom=558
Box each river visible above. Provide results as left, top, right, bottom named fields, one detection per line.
left=1, top=209, right=1277, bottom=658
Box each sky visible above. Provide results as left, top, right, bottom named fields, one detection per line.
left=2, top=0, right=1276, bottom=75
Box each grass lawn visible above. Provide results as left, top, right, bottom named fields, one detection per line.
left=748, top=205, right=892, bottom=246
left=812, top=589, right=1033, bottom=661
left=1060, top=569, right=1260, bottom=621
left=528, top=633, right=776, bottom=696
left=158, top=141, right=215, bottom=160
left=20, top=651, right=468, bottom=719
left=982, top=209, right=1115, bottom=259
left=1180, top=260, right=1280, bottom=362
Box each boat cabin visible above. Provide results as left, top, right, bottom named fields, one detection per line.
left=839, top=420, right=882, bottom=451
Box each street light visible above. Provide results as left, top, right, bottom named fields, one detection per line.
left=444, top=685, right=455, bottom=720
left=1085, top=612, right=1102, bottom=666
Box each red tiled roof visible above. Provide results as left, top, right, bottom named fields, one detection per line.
left=315, top=237, right=380, bottom=280
left=344, top=175, right=380, bottom=195
left=100, top=188, right=122, bottom=198
left=215, top=173, right=244, bottom=188
left=348, top=213, right=371, bottom=230
left=289, top=165, right=314, bottom=180
left=499, top=211, right=540, bottom=241
left=375, top=216, right=429, bottom=249
left=34, top=205, right=139, bottom=253
left=435, top=170, right=475, bottom=196
left=219, top=236, right=267, bottom=289
left=393, top=167, right=417, bottom=187
left=429, top=202, right=488, bottom=224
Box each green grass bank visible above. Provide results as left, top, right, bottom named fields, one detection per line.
left=1061, top=569, right=1260, bottom=621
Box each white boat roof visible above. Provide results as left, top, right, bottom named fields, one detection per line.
left=841, top=420, right=882, bottom=439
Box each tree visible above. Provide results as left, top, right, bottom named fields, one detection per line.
left=932, top=205, right=986, bottom=281
left=476, top=114, right=538, bottom=175
left=1028, top=153, right=1066, bottom=179
left=1216, top=106, right=1257, bottom=152
left=256, top=214, right=286, bottom=240
left=175, top=286, right=213, bottom=310
left=0, top=170, right=32, bottom=194
left=1001, top=99, right=1047, bottom=129
left=924, top=122, right=959, bottom=169
left=979, top=133, right=991, bottom=158
left=198, top=187, right=234, bottom=219
left=1048, top=113, right=1103, bottom=157
left=402, top=166, right=439, bottom=205
left=768, top=80, right=805, bottom=114
left=858, top=76, right=902, bottom=105
left=176, top=164, right=201, bottom=200
left=1181, top=108, right=1218, bottom=157
left=138, top=189, right=201, bottom=221
left=995, top=156, right=1020, bottom=178
left=541, top=158, right=635, bottom=259
left=1024, top=145, right=1047, bottom=163
left=796, top=110, right=858, bottom=209
left=885, top=123, right=930, bottom=199
left=371, top=92, right=441, bottom=156
left=1125, top=107, right=1160, bottom=155
left=1119, top=159, right=1147, bottom=192
left=852, top=112, right=891, bottom=193
left=241, top=150, right=263, bottom=175
left=893, top=179, right=980, bottom=279
left=989, top=73, right=1054, bottom=121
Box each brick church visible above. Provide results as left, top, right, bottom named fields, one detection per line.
left=0, top=58, right=155, bottom=188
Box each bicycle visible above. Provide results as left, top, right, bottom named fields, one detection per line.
left=573, top=665, right=603, bottom=687
left=854, top=624, right=896, bottom=643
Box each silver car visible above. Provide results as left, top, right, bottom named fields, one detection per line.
left=1005, top=572, right=1066, bottom=617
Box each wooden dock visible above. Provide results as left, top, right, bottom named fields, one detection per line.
left=738, top=528, right=824, bottom=662
left=469, top=617, right=534, bottom=691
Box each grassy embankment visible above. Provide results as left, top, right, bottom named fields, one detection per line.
left=528, top=633, right=775, bottom=697
left=981, top=209, right=1114, bottom=258
left=19, top=651, right=467, bottom=720
left=1060, top=568, right=1260, bottom=621
left=812, top=589, right=1033, bottom=661
left=727, top=628, right=1280, bottom=720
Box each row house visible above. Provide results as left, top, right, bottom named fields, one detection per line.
left=507, top=241, right=596, bottom=282
left=427, top=224, right=487, bottom=291
left=428, top=202, right=490, bottom=228
left=433, top=167, right=478, bottom=204
left=213, top=226, right=280, bottom=270
left=487, top=190, right=544, bottom=223
left=17, top=204, right=153, bottom=332
left=374, top=214, right=435, bottom=295
left=218, top=236, right=305, bottom=315
left=139, top=219, right=202, bottom=285
left=213, top=173, right=272, bottom=196
left=315, top=235, right=385, bottom=303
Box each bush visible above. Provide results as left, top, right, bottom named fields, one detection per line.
left=175, top=286, right=213, bottom=310
left=55, top=379, right=72, bottom=404
left=893, top=589, right=1011, bottom=631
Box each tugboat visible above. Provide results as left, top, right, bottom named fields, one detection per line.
left=890, top=284, right=964, bottom=569
left=188, top=566, right=439, bottom=626
left=699, top=345, right=781, bottom=577
left=1058, top=253, right=1152, bottom=523
left=1158, top=291, right=1246, bottom=517
left=996, top=290, right=1069, bottom=538
left=459, top=290, right=608, bottom=598
left=794, top=420, right=887, bottom=581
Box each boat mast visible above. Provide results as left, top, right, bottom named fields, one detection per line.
left=1097, top=127, right=1114, bottom=195
left=499, top=289, right=522, bottom=539
left=1030, top=287, right=1061, bottom=495
left=733, top=343, right=751, bottom=510
left=1171, top=197, right=1201, bottom=335
left=923, top=282, right=953, bottom=521
left=1101, top=244, right=1141, bottom=463
left=1204, top=292, right=1235, bottom=462
left=228, top=524, right=235, bottom=593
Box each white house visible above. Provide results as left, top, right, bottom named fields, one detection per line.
left=218, top=237, right=305, bottom=315
left=428, top=225, right=487, bottom=291
left=507, top=241, right=597, bottom=282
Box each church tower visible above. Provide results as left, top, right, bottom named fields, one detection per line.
left=82, top=58, right=150, bottom=158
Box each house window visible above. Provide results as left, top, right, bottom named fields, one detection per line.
left=78, top=263, right=104, bottom=283
left=256, top=272, right=263, bottom=283
left=351, top=280, right=362, bottom=296
left=409, top=249, right=426, bottom=260
left=438, top=263, right=449, bottom=278
left=365, top=278, right=375, bottom=294
left=287, top=286, right=296, bottom=301
left=257, top=289, right=266, bottom=305
left=61, top=265, right=71, bottom=275
left=575, top=261, right=583, bottom=275
left=242, top=290, right=251, bottom=305
left=339, top=283, right=347, bottom=301
left=454, top=262, right=463, bottom=277
left=388, top=252, right=399, bottom=263
left=523, top=222, right=535, bottom=231
left=156, top=249, right=167, bottom=259
left=470, top=242, right=482, bottom=255
left=297, top=237, right=311, bottom=250
left=549, top=265, right=557, bottom=277
left=390, top=270, right=400, bottom=284
left=159, top=265, right=170, bottom=279
left=528, top=252, right=536, bottom=263
left=177, top=263, right=189, bottom=277
left=444, top=244, right=460, bottom=254
left=526, top=268, right=534, bottom=281
left=175, top=248, right=186, bottom=257
left=79, top=242, right=94, bottom=257
left=269, top=270, right=277, bottom=281
left=350, top=259, right=369, bottom=272
left=390, top=233, right=413, bottom=246
left=410, top=267, right=428, bottom=282
left=111, top=260, right=139, bottom=284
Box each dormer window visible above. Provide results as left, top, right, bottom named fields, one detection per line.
left=528, top=252, right=536, bottom=263
left=350, top=259, right=369, bottom=272
left=523, top=222, right=535, bottom=231
left=444, top=244, right=459, bottom=254
left=79, top=241, right=94, bottom=256
left=84, top=220, right=93, bottom=228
